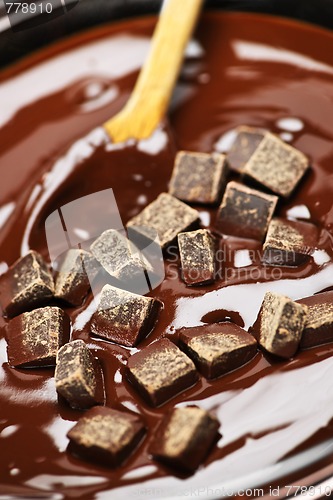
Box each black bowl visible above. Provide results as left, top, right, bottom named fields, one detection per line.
left=1, top=0, right=333, bottom=67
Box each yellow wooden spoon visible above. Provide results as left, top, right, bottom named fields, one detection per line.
left=104, top=0, right=203, bottom=143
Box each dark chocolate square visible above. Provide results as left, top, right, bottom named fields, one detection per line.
left=55, top=249, right=98, bottom=306
left=126, top=193, right=200, bottom=249
left=0, top=250, right=54, bottom=318
left=90, top=229, right=153, bottom=285
left=257, top=291, right=308, bottom=358
left=67, top=406, right=145, bottom=467
left=90, top=284, right=162, bottom=347
left=243, top=132, right=309, bottom=197
left=127, top=338, right=198, bottom=407
left=178, top=229, right=216, bottom=286
left=6, top=306, right=70, bottom=368
left=297, top=291, right=333, bottom=349
left=263, top=218, right=318, bottom=267
left=169, top=151, right=228, bottom=205
left=215, top=181, right=278, bottom=241
left=149, top=406, right=219, bottom=472
left=227, top=126, right=265, bottom=172
left=55, top=339, right=104, bottom=410
left=179, top=323, right=257, bottom=378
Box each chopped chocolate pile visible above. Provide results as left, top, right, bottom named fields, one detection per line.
left=297, top=291, right=333, bottom=349
left=90, top=284, right=162, bottom=347
left=0, top=118, right=319, bottom=479
left=263, top=218, right=318, bottom=266
left=227, top=126, right=265, bottom=172
left=178, top=323, right=257, bottom=378
left=215, top=181, right=278, bottom=241
left=127, top=338, right=198, bottom=406
left=178, top=229, right=216, bottom=286
left=0, top=250, right=54, bottom=318
left=243, top=132, right=309, bottom=197
left=126, top=192, right=200, bottom=248
left=169, top=151, right=228, bottom=204
left=257, top=291, right=308, bottom=358
left=55, top=339, right=104, bottom=410
left=6, top=306, right=70, bottom=368
left=149, top=406, right=220, bottom=472
left=67, top=406, right=145, bottom=466
left=55, top=249, right=98, bottom=306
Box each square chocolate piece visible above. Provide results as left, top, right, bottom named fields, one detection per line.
left=55, top=249, right=98, bottom=306
left=243, top=132, right=309, bottom=197
left=263, top=218, right=318, bottom=267
left=55, top=339, right=104, bottom=410
left=6, top=306, right=70, bottom=368
left=90, top=229, right=152, bottom=284
left=0, top=250, right=54, bottom=318
left=127, top=338, right=198, bottom=407
left=169, top=151, right=228, bottom=205
left=227, top=126, right=265, bottom=172
left=149, top=406, right=219, bottom=472
left=297, top=291, right=333, bottom=349
left=178, top=229, right=216, bottom=286
left=258, top=291, right=308, bottom=359
left=178, top=323, right=257, bottom=378
left=126, top=193, right=200, bottom=249
left=215, top=181, right=278, bottom=241
left=67, top=406, right=145, bottom=467
left=90, top=284, right=162, bottom=347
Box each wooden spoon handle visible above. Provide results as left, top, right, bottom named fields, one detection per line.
left=104, top=0, right=203, bottom=143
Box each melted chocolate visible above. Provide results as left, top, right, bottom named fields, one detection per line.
left=1, top=11, right=333, bottom=499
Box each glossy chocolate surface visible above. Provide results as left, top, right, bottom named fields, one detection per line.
left=1, top=11, right=333, bottom=499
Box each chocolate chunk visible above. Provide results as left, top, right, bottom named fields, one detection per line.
left=178, top=229, right=216, bottom=286
left=90, top=229, right=153, bottom=284
left=6, top=306, right=70, bottom=368
left=297, top=291, right=333, bottom=349
left=243, top=132, right=309, bottom=197
left=67, top=406, right=145, bottom=467
left=90, top=284, right=162, bottom=347
left=0, top=250, right=54, bottom=318
left=227, top=126, right=265, bottom=172
left=55, top=249, right=98, bottom=306
left=55, top=339, right=104, bottom=410
left=149, top=406, right=219, bottom=472
left=127, top=338, right=198, bottom=407
left=126, top=193, right=200, bottom=249
left=169, top=151, right=228, bottom=205
left=179, top=323, right=257, bottom=378
left=263, top=218, right=318, bottom=267
left=215, top=181, right=278, bottom=241
left=257, top=291, right=308, bottom=359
